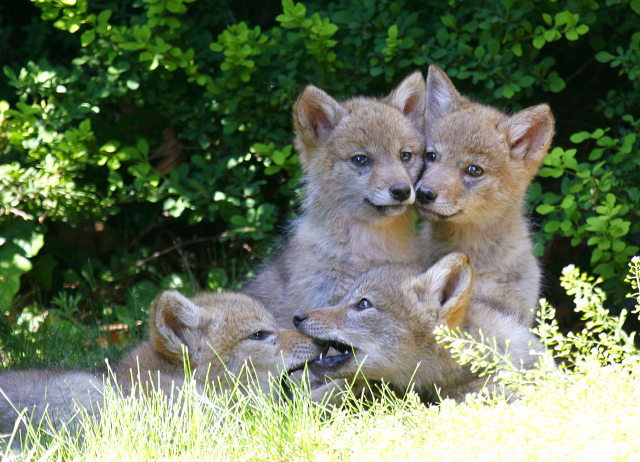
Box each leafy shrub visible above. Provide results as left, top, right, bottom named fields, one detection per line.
left=1, top=0, right=640, bottom=362
left=436, top=256, right=640, bottom=397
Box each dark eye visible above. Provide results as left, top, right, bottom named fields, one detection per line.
left=400, top=151, right=412, bottom=162
left=355, top=299, right=373, bottom=310
left=351, top=155, right=370, bottom=166
left=248, top=331, right=269, bottom=340
left=426, top=151, right=437, bottom=162
left=466, top=165, right=484, bottom=177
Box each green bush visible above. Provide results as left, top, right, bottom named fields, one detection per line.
left=1, top=0, right=640, bottom=364
left=437, top=256, right=640, bottom=397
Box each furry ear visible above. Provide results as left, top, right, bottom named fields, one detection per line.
left=150, top=290, right=203, bottom=359
left=425, top=65, right=467, bottom=121
left=409, top=252, right=474, bottom=328
left=384, top=70, right=427, bottom=132
left=502, top=103, right=555, bottom=169
left=293, top=85, right=348, bottom=164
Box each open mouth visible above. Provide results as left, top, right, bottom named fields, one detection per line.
left=364, top=199, right=407, bottom=215
left=279, top=359, right=313, bottom=401
left=312, top=338, right=356, bottom=369
left=280, top=369, right=298, bottom=401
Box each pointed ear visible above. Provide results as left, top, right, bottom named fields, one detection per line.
left=409, top=252, right=474, bottom=328
left=384, top=70, right=427, bottom=132
left=501, top=103, right=554, bottom=170
left=150, top=290, right=204, bottom=360
left=425, top=65, right=467, bottom=120
left=293, top=85, right=348, bottom=164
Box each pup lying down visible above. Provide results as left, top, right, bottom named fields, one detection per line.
left=294, top=252, right=546, bottom=402
left=0, top=291, right=326, bottom=449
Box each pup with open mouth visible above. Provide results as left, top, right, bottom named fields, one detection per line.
left=113, top=290, right=327, bottom=400
left=292, top=253, right=546, bottom=402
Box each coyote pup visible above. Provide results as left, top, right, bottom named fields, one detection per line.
left=414, top=65, right=555, bottom=326
left=114, top=290, right=324, bottom=397
left=293, top=253, right=545, bottom=402
left=243, top=72, right=427, bottom=327
left=0, top=290, right=323, bottom=448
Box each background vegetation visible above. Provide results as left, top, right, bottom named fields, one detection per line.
left=1, top=0, right=639, bottom=367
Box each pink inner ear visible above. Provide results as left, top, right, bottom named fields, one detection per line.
left=307, top=104, right=332, bottom=139
left=440, top=267, right=461, bottom=307
left=402, top=94, right=421, bottom=118
left=161, top=308, right=185, bottom=336
left=510, top=120, right=540, bottom=154
left=509, top=107, right=553, bottom=162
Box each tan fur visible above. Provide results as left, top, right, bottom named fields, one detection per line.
left=114, top=290, right=323, bottom=397
left=294, top=253, right=545, bottom=402
left=1, top=291, right=322, bottom=449
left=243, top=72, right=427, bottom=327
left=0, top=370, right=104, bottom=449
left=413, top=65, right=555, bottom=326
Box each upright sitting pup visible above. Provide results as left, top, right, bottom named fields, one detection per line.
left=244, top=72, right=427, bottom=327
left=413, top=65, right=555, bottom=326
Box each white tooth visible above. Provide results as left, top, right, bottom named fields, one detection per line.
left=319, top=353, right=323, bottom=360
left=344, top=350, right=349, bottom=355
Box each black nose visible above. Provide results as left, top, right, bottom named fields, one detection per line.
left=389, top=183, right=412, bottom=202
left=293, top=313, right=308, bottom=328
left=416, top=186, right=437, bottom=203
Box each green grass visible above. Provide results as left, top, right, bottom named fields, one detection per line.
left=3, top=360, right=640, bottom=461
left=3, top=258, right=640, bottom=461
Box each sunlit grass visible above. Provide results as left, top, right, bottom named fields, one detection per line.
left=2, top=258, right=640, bottom=460
left=3, top=359, right=639, bottom=461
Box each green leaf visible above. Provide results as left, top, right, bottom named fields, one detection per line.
left=230, top=215, right=247, bottom=226
left=512, top=42, right=522, bottom=57
left=544, top=220, right=561, bottom=233
left=436, top=28, right=449, bottom=46
left=532, top=35, right=546, bottom=49
left=0, top=249, right=31, bottom=311
left=549, top=76, right=565, bottom=93
left=502, top=86, right=515, bottom=99
left=536, top=204, right=556, bottom=215
left=97, top=9, right=112, bottom=24
left=81, top=30, right=96, bottom=47
left=441, top=14, right=457, bottom=29
left=570, top=131, right=590, bottom=143
left=595, top=51, right=615, bottom=63
left=166, top=0, right=187, bottom=14
left=612, top=241, right=626, bottom=253
left=127, top=280, right=160, bottom=311
left=271, top=150, right=287, bottom=166
left=0, top=222, right=44, bottom=311
left=207, top=268, right=229, bottom=291
left=560, top=195, right=575, bottom=209
left=135, top=25, right=152, bottom=44
left=587, top=236, right=602, bottom=246
left=520, top=75, right=535, bottom=87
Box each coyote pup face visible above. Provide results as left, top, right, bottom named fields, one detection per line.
left=118, top=291, right=324, bottom=396
left=293, top=253, right=474, bottom=391
left=415, top=65, right=554, bottom=224
left=294, top=72, right=426, bottom=222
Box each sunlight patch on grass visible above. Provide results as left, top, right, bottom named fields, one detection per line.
left=3, top=259, right=640, bottom=460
